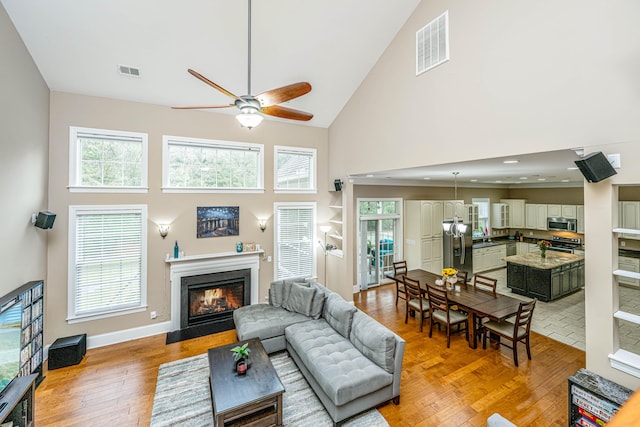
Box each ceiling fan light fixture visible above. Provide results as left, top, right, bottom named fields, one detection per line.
left=236, top=109, right=263, bottom=129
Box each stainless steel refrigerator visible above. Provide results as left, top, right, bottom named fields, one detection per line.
left=442, top=221, right=473, bottom=273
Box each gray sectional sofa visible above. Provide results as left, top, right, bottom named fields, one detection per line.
left=233, top=277, right=405, bottom=426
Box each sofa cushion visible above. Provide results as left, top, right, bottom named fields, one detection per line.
left=233, top=304, right=310, bottom=342
left=285, top=319, right=393, bottom=406
left=309, top=282, right=331, bottom=320
left=283, top=283, right=316, bottom=316
left=350, top=310, right=396, bottom=374
left=269, top=281, right=285, bottom=307
left=282, top=278, right=309, bottom=307
left=323, top=293, right=356, bottom=338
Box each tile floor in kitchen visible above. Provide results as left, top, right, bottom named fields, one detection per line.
left=483, top=268, right=640, bottom=353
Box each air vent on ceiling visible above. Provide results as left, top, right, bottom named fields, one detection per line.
left=416, top=11, right=449, bottom=76
left=118, top=64, right=141, bottom=77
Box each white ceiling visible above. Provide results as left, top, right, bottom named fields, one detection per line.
left=1, top=0, right=420, bottom=128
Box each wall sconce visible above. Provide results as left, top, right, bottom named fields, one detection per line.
left=159, top=224, right=170, bottom=239
left=259, top=219, right=267, bottom=232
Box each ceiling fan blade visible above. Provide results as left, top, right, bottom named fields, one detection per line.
left=172, top=104, right=235, bottom=110
left=187, top=69, right=238, bottom=99
left=261, top=105, right=313, bottom=121
left=256, top=82, right=312, bottom=107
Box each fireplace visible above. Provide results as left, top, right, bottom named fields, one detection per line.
left=166, top=251, right=261, bottom=344
left=180, top=269, right=251, bottom=329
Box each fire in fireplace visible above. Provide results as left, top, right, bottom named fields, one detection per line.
left=179, top=268, right=251, bottom=331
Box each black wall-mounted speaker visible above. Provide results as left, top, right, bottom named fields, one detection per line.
left=574, top=152, right=617, bottom=183
left=334, top=179, right=343, bottom=192
left=35, top=211, right=56, bottom=229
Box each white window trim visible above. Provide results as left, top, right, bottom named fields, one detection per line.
left=274, top=145, right=317, bottom=194
left=68, top=126, right=149, bottom=193
left=162, top=135, right=264, bottom=193
left=67, top=204, right=148, bottom=323
left=274, top=202, right=317, bottom=281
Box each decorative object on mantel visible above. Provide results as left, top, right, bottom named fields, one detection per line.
left=236, top=242, right=243, bottom=252
left=196, top=206, right=240, bottom=238
left=174, top=241, right=179, bottom=259
left=537, top=240, right=551, bottom=258
left=243, top=242, right=255, bottom=252
left=231, top=343, right=251, bottom=375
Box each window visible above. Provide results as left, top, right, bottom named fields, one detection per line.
left=274, top=146, right=316, bottom=193
left=274, top=203, right=316, bottom=280
left=472, top=198, right=490, bottom=237
left=68, top=205, right=147, bottom=322
left=69, top=126, right=148, bottom=192
left=163, top=135, right=263, bottom=192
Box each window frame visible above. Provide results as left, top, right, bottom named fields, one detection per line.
left=162, top=135, right=264, bottom=193
left=274, top=145, right=317, bottom=194
left=274, top=202, right=317, bottom=281
left=67, top=204, right=148, bottom=323
left=68, top=126, right=148, bottom=193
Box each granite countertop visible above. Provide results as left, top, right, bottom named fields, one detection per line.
left=504, top=251, right=584, bottom=269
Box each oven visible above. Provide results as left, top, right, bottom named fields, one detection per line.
left=550, top=236, right=581, bottom=254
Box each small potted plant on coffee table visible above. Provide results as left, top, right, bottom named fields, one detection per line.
left=230, top=343, right=251, bottom=375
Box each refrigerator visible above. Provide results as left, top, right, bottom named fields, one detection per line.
left=442, top=221, right=473, bottom=273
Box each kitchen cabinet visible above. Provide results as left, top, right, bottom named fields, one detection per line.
left=619, top=201, right=640, bottom=240
left=548, top=204, right=577, bottom=219
left=464, top=204, right=479, bottom=233
left=506, top=257, right=584, bottom=302
left=525, top=203, right=548, bottom=230
left=444, top=200, right=465, bottom=221
left=404, top=200, right=444, bottom=270
left=577, top=205, right=584, bottom=234
left=547, top=204, right=562, bottom=217
left=516, top=242, right=529, bottom=255
left=500, top=199, right=526, bottom=228
left=618, top=256, right=640, bottom=287
left=473, top=244, right=506, bottom=274
left=491, top=203, right=509, bottom=229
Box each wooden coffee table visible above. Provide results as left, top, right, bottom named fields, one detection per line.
left=207, top=338, right=285, bottom=427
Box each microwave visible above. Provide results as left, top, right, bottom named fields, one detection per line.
left=547, top=217, right=577, bottom=232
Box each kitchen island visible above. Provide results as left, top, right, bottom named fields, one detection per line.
left=506, top=251, right=585, bottom=302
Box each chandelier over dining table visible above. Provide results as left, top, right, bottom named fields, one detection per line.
left=442, top=172, right=468, bottom=238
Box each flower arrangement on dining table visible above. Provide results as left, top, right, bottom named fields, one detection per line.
left=441, top=267, right=459, bottom=284
left=537, top=240, right=551, bottom=258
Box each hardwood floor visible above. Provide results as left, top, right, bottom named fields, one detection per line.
left=35, top=283, right=585, bottom=426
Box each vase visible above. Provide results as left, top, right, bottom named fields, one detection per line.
left=540, top=249, right=546, bottom=258
left=235, top=358, right=248, bottom=375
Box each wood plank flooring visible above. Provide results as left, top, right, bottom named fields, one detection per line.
left=35, top=283, right=585, bottom=426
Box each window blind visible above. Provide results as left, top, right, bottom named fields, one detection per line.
left=275, top=205, right=315, bottom=280
left=72, top=209, right=144, bottom=316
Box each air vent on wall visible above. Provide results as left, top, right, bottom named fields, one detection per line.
left=416, top=10, right=449, bottom=75
left=118, top=64, right=141, bottom=77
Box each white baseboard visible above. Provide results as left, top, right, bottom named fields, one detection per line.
left=352, top=285, right=360, bottom=293
left=44, top=321, right=173, bottom=361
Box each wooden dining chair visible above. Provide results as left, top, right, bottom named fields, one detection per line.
left=392, top=261, right=408, bottom=306
left=482, top=299, right=537, bottom=367
left=426, top=284, right=469, bottom=348
left=403, top=276, right=430, bottom=332
left=472, top=274, right=497, bottom=295
left=456, top=270, right=469, bottom=284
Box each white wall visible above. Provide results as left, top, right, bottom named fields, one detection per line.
left=0, top=4, right=50, bottom=297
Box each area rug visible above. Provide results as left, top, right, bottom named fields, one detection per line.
left=150, top=351, right=390, bottom=427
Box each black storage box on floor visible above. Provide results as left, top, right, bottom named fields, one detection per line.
left=48, top=334, right=87, bottom=370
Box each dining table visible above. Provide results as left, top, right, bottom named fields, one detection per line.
left=389, top=269, right=527, bottom=349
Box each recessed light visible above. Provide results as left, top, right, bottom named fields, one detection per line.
left=470, top=179, right=477, bottom=182
left=366, top=174, right=374, bottom=178
left=519, top=177, right=528, bottom=180
left=567, top=167, right=579, bottom=170
left=423, top=177, right=431, bottom=180
left=503, top=160, right=519, bottom=164
left=561, top=179, right=570, bottom=182
left=537, top=178, right=546, bottom=181
left=496, top=180, right=502, bottom=183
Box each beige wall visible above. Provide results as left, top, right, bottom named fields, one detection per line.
left=46, top=91, right=329, bottom=345
left=0, top=5, right=49, bottom=296
left=328, top=1, right=640, bottom=388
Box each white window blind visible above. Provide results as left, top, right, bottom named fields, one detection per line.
left=69, top=126, right=148, bottom=192
left=275, top=146, right=316, bottom=192
left=68, top=205, right=147, bottom=321
left=275, top=203, right=316, bottom=280
left=163, top=136, right=263, bottom=192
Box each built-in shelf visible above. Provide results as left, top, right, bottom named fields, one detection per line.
left=329, top=205, right=343, bottom=209
left=329, top=249, right=343, bottom=258
left=614, top=310, right=640, bottom=324
left=329, top=219, right=343, bottom=225
left=613, top=269, right=640, bottom=279
left=329, top=234, right=343, bottom=240
left=614, top=228, right=640, bottom=235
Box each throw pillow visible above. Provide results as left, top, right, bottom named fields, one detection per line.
left=323, top=293, right=357, bottom=338
left=269, top=281, right=284, bottom=307
left=282, top=278, right=309, bottom=308
left=283, top=283, right=316, bottom=316
left=349, top=310, right=396, bottom=373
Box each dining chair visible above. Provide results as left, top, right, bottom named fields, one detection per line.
left=473, top=274, right=497, bottom=295
left=456, top=270, right=469, bottom=284
left=392, top=261, right=408, bottom=306
left=482, top=299, right=537, bottom=367
left=426, top=284, right=469, bottom=348
left=403, top=276, right=430, bottom=332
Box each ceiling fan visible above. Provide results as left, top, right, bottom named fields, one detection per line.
left=173, top=0, right=313, bottom=129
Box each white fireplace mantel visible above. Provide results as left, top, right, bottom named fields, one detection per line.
left=166, top=251, right=262, bottom=332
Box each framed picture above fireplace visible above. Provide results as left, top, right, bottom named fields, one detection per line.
left=196, top=206, right=240, bottom=238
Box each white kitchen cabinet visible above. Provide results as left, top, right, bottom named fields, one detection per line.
left=473, top=244, right=507, bottom=274
left=547, top=204, right=562, bottom=217
left=444, top=200, right=465, bottom=221
left=562, top=205, right=577, bottom=219
left=500, top=199, right=526, bottom=228
left=525, top=203, right=548, bottom=230
left=464, top=204, right=479, bottom=233
left=516, top=242, right=529, bottom=255
left=405, top=200, right=444, bottom=270
left=576, top=205, right=584, bottom=234
left=528, top=243, right=539, bottom=253
left=421, top=237, right=443, bottom=273
left=618, top=256, right=640, bottom=287
left=491, top=203, right=509, bottom=229
left=619, top=201, right=640, bottom=240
